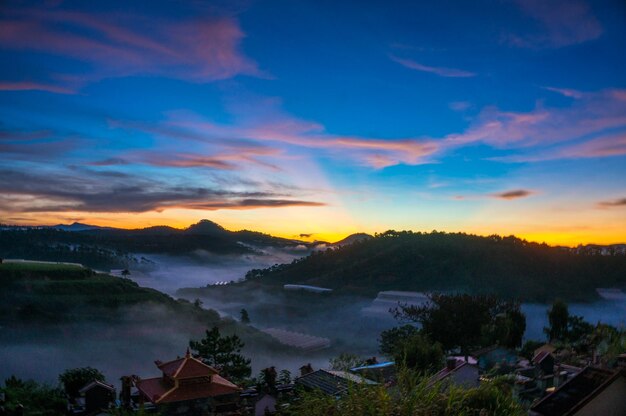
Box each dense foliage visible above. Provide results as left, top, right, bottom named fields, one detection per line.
left=245, top=231, right=626, bottom=301
left=59, top=367, right=105, bottom=398
left=189, top=326, right=252, bottom=383
left=379, top=326, right=445, bottom=372
left=0, top=376, right=66, bottom=416
left=393, top=294, right=526, bottom=354
left=283, top=368, right=525, bottom=416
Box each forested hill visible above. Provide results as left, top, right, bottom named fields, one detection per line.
left=0, top=220, right=313, bottom=269
left=244, top=231, right=626, bottom=301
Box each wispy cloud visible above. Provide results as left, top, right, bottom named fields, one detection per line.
left=390, top=55, right=476, bottom=78
left=0, top=81, right=75, bottom=94
left=0, top=5, right=260, bottom=85
left=508, top=0, right=603, bottom=48
left=444, top=89, right=626, bottom=154
left=0, top=168, right=324, bottom=214
left=491, top=189, right=535, bottom=200
left=597, top=198, right=626, bottom=208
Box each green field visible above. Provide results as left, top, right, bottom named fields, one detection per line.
left=0, top=261, right=85, bottom=272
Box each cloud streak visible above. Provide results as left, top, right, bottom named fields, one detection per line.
left=491, top=189, right=535, bottom=200
left=0, top=5, right=260, bottom=84
left=0, top=168, right=324, bottom=214
left=390, top=55, right=476, bottom=78
left=597, top=198, right=626, bottom=208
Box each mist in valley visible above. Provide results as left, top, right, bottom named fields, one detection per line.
left=3, top=244, right=626, bottom=390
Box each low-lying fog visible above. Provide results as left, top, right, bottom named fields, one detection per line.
left=2, top=247, right=625, bottom=390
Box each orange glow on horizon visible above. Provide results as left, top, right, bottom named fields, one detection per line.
left=6, top=209, right=625, bottom=247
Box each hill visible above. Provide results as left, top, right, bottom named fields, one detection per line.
left=0, top=220, right=315, bottom=270
left=241, top=231, right=626, bottom=301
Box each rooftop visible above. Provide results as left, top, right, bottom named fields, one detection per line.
left=531, top=367, right=624, bottom=416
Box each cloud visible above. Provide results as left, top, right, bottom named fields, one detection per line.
left=114, top=104, right=441, bottom=169
left=299, top=233, right=314, bottom=238
left=390, top=55, right=476, bottom=78
left=0, top=5, right=260, bottom=85
left=543, top=87, right=584, bottom=99
left=0, top=168, right=324, bottom=214
left=508, top=0, right=603, bottom=48
left=491, top=189, right=535, bottom=200
left=597, top=198, right=626, bottom=208
left=0, top=81, right=75, bottom=94
left=444, top=89, right=626, bottom=154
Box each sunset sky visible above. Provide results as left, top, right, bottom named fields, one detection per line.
left=1, top=0, right=625, bottom=245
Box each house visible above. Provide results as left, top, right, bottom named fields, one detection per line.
left=530, top=367, right=626, bottom=416
left=295, top=369, right=376, bottom=397
left=471, top=345, right=518, bottom=372
left=77, top=380, right=115, bottom=414
left=133, top=349, right=241, bottom=415
left=429, top=358, right=479, bottom=389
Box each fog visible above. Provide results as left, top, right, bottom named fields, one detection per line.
left=3, top=246, right=626, bottom=390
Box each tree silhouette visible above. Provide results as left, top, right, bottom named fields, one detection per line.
left=189, top=326, right=251, bottom=382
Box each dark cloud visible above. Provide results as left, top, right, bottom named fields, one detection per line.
left=597, top=198, right=626, bottom=208
left=0, top=168, right=325, bottom=213
left=299, top=233, right=314, bottom=238
left=491, top=189, right=535, bottom=200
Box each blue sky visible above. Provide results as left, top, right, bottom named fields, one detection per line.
left=0, top=0, right=625, bottom=244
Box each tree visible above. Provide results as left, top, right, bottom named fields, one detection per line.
left=278, top=369, right=292, bottom=385
left=545, top=299, right=569, bottom=342
left=393, top=293, right=522, bottom=355
left=240, top=308, right=250, bottom=324
left=379, top=325, right=420, bottom=358
left=329, top=353, right=365, bottom=372
left=189, top=326, right=251, bottom=383
left=1, top=376, right=66, bottom=415
left=121, top=269, right=130, bottom=276
left=483, top=310, right=527, bottom=349
left=59, top=367, right=105, bottom=398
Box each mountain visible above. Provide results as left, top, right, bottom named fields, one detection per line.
left=51, top=222, right=104, bottom=232
left=241, top=230, right=626, bottom=302
left=0, top=219, right=315, bottom=269
left=184, top=219, right=228, bottom=236
left=332, top=233, right=373, bottom=247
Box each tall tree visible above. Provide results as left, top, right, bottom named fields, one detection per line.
left=545, top=299, right=569, bottom=342
left=58, top=367, right=105, bottom=398
left=393, top=293, right=523, bottom=354
left=240, top=308, right=250, bottom=324
left=189, top=326, right=251, bottom=382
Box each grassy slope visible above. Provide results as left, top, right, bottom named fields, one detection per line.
left=0, top=262, right=278, bottom=350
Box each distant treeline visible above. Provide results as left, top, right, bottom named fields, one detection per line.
left=244, top=231, right=626, bottom=301
left=0, top=220, right=308, bottom=269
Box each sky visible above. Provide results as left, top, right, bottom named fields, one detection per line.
left=0, top=0, right=625, bottom=245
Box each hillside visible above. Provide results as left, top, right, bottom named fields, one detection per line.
left=0, top=220, right=315, bottom=270
left=241, top=231, right=626, bottom=301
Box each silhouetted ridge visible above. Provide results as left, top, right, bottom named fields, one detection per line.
left=244, top=231, right=626, bottom=301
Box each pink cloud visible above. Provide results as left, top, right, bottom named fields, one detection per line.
left=543, top=87, right=584, bottom=99
left=509, top=0, right=603, bottom=48
left=0, top=7, right=260, bottom=83
left=445, top=89, right=626, bottom=150
left=0, top=81, right=75, bottom=94
left=390, top=55, right=476, bottom=78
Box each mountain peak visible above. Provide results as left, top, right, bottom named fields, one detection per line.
left=185, top=219, right=227, bottom=235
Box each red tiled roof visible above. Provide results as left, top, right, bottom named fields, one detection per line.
left=135, top=377, right=172, bottom=403
left=157, top=350, right=218, bottom=379
left=135, top=375, right=240, bottom=404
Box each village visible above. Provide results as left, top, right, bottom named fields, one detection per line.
left=2, top=289, right=624, bottom=416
